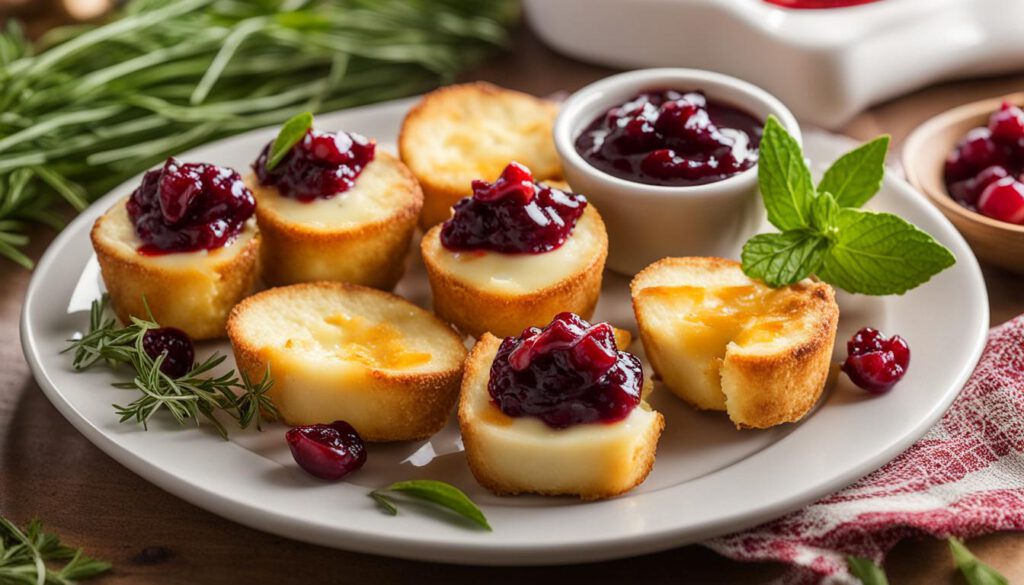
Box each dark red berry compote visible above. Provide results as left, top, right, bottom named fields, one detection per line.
left=253, top=130, right=375, bottom=202
left=763, top=0, right=881, bottom=8
left=574, top=90, right=762, bottom=187
left=488, top=312, right=642, bottom=429
left=841, top=327, right=910, bottom=394
left=440, top=162, right=587, bottom=254
left=142, top=327, right=194, bottom=379
left=127, top=158, right=255, bottom=255
left=286, top=420, right=367, bottom=481
left=945, top=102, right=1024, bottom=224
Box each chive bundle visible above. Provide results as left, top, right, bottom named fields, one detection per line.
left=0, top=0, right=515, bottom=267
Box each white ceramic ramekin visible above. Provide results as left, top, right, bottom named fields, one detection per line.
left=554, top=68, right=801, bottom=275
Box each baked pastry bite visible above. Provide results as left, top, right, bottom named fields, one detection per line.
left=399, top=82, right=562, bottom=228
left=227, top=282, right=467, bottom=442
left=422, top=161, right=607, bottom=338
left=460, top=312, right=664, bottom=500
left=631, top=257, right=839, bottom=429
left=91, top=158, right=259, bottom=340
left=249, top=123, right=422, bottom=289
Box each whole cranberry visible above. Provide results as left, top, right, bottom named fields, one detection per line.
left=977, top=177, right=1024, bottom=224
left=988, top=102, right=1024, bottom=146
left=286, top=421, right=367, bottom=480
left=956, top=128, right=1008, bottom=171
left=841, top=327, right=910, bottom=393
left=947, top=165, right=1009, bottom=206
left=142, top=327, right=195, bottom=378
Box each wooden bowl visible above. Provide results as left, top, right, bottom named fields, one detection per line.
left=903, top=92, right=1024, bottom=274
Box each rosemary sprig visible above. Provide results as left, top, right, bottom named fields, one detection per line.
left=0, top=516, right=110, bottom=585
left=64, top=295, right=278, bottom=439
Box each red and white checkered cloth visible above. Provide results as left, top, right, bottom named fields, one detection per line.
left=705, top=314, right=1024, bottom=584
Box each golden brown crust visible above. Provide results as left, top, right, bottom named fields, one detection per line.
left=631, top=256, right=839, bottom=429
left=226, top=282, right=466, bottom=441
left=251, top=151, right=423, bottom=290
left=421, top=207, right=608, bottom=339
left=459, top=334, right=664, bottom=500
left=90, top=206, right=259, bottom=341
left=398, top=82, right=562, bottom=229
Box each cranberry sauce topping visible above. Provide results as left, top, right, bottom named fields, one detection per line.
left=945, top=101, right=1024, bottom=224
left=253, top=129, right=375, bottom=202
left=127, top=158, right=255, bottom=255
left=142, top=327, right=194, bottom=379
left=574, top=89, right=763, bottom=187
left=286, top=420, right=367, bottom=480
left=763, top=0, right=880, bottom=8
left=488, top=312, right=642, bottom=429
left=440, top=162, right=587, bottom=254
left=841, top=327, right=910, bottom=394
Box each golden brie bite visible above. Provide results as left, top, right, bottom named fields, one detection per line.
left=422, top=162, right=607, bottom=338
left=399, top=82, right=562, bottom=229
left=459, top=313, right=664, bottom=500
left=631, top=257, right=839, bottom=429
left=227, top=282, right=467, bottom=442
left=91, top=158, right=259, bottom=340
left=249, top=125, right=421, bottom=290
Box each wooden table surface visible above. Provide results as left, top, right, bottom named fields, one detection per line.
left=2, top=25, right=1023, bottom=585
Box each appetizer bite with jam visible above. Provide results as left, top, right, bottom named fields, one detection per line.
left=399, top=82, right=562, bottom=228
left=459, top=313, right=664, bottom=500
left=227, top=282, right=466, bottom=441
left=631, top=257, right=838, bottom=429
left=421, top=162, right=608, bottom=338
left=249, top=113, right=422, bottom=289
left=91, top=158, right=258, bottom=340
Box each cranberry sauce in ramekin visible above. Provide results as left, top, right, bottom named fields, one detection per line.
left=573, top=89, right=763, bottom=187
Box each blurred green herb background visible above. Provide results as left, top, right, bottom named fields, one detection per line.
left=0, top=0, right=516, bottom=268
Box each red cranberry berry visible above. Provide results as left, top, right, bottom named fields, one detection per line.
left=988, top=102, right=1024, bottom=146
left=956, top=128, right=1008, bottom=170
left=947, top=165, right=1009, bottom=206
left=977, top=177, right=1024, bottom=224
left=488, top=313, right=642, bottom=429
left=574, top=89, right=761, bottom=187
left=253, top=129, right=375, bottom=201
left=841, top=327, right=910, bottom=393
left=127, top=158, right=255, bottom=255
left=440, top=162, right=587, bottom=254
left=142, top=327, right=195, bottom=378
left=286, top=421, right=367, bottom=480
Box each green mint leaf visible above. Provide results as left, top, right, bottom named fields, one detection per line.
left=819, top=208, right=956, bottom=295
left=382, top=480, right=491, bottom=530
left=846, top=556, right=890, bottom=585
left=266, top=111, right=313, bottom=171
left=369, top=491, right=398, bottom=516
left=810, top=191, right=840, bottom=234
left=818, top=135, right=890, bottom=208
left=758, top=115, right=815, bottom=231
left=741, top=231, right=826, bottom=287
left=948, top=537, right=1008, bottom=585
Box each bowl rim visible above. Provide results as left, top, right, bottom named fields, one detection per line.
left=553, top=68, right=801, bottom=198
left=903, top=91, right=1024, bottom=235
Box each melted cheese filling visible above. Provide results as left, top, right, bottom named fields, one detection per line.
left=282, top=313, right=431, bottom=370
left=428, top=207, right=601, bottom=294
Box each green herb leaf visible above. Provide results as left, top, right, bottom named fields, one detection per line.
left=370, top=491, right=398, bottom=516
left=741, top=231, right=826, bottom=287
left=265, top=111, right=313, bottom=171
left=818, top=208, right=957, bottom=295
left=0, top=516, right=111, bottom=584
left=818, top=135, right=890, bottom=209
left=758, top=115, right=815, bottom=231
left=846, top=556, right=889, bottom=585
left=810, top=191, right=840, bottom=234
left=378, top=480, right=491, bottom=530
left=948, top=537, right=1008, bottom=585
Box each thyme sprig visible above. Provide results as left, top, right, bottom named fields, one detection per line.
left=64, top=295, right=278, bottom=439
left=0, top=517, right=110, bottom=585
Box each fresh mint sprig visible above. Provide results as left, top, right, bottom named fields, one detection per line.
left=741, top=116, right=955, bottom=295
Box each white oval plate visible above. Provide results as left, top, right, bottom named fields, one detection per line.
left=21, top=97, right=988, bottom=565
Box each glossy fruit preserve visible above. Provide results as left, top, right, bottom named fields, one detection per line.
left=574, top=89, right=762, bottom=187
left=286, top=420, right=367, bottom=480
left=127, top=158, right=255, bottom=255
left=441, top=162, right=587, bottom=254
left=254, top=129, right=375, bottom=202
left=488, top=313, right=643, bottom=429
left=142, top=327, right=194, bottom=379
left=945, top=102, right=1024, bottom=225
left=841, top=327, right=910, bottom=393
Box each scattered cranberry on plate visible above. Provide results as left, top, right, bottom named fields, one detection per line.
left=944, top=101, right=1024, bottom=225
left=141, top=326, right=195, bottom=379
left=841, top=327, right=910, bottom=394
left=286, top=421, right=367, bottom=480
